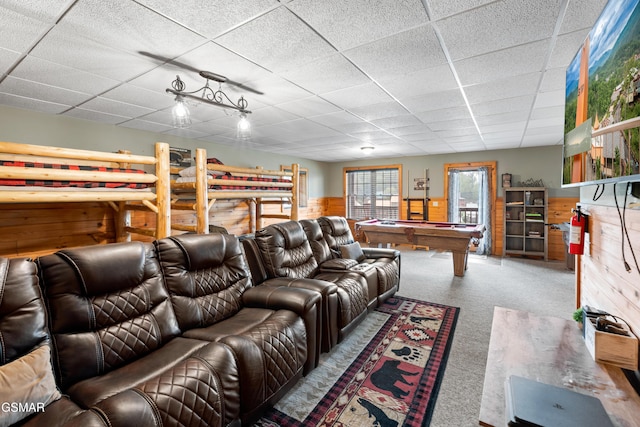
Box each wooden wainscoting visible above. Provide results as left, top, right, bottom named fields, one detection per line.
left=0, top=202, right=114, bottom=258
left=579, top=203, right=640, bottom=336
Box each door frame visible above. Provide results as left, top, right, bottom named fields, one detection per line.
left=444, top=161, right=497, bottom=254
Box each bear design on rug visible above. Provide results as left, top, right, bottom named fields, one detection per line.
left=370, top=359, right=419, bottom=399
left=357, top=398, right=398, bottom=427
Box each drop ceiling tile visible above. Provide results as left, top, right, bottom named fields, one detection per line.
left=437, top=0, right=558, bottom=61
left=322, top=83, right=394, bottom=110
left=288, top=0, right=429, bottom=51
left=521, top=133, right=562, bottom=146
left=281, top=54, right=371, bottom=95
left=215, top=7, right=336, bottom=73
left=1, top=1, right=72, bottom=23
left=478, top=121, right=526, bottom=135
left=454, top=40, right=548, bottom=86
left=389, top=124, right=435, bottom=137
left=321, top=120, right=380, bottom=135
left=0, top=92, right=69, bottom=114
left=248, top=74, right=313, bottom=105
left=559, top=0, right=608, bottom=35
left=349, top=101, right=410, bottom=121
left=403, top=88, right=466, bottom=114
left=0, top=5, right=53, bottom=52
left=371, top=115, right=422, bottom=129
left=0, top=47, right=20, bottom=75
left=249, top=106, right=302, bottom=126
left=530, top=106, right=564, bottom=120
left=63, top=107, right=130, bottom=125
left=276, top=96, right=341, bottom=117
left=12, top=56, right=119, bottom=94
left=348, top=130, right=397, bottom=142
left=0, top=76, right=92, bottom=106
left=101, top=84, right=175, bottom=110
left=427, top=0, right=495, bottom=21
left=539, top=67, right=567, bottom=92
left=29, top=28, right=158, bottom=83
left=135, top=0, right=278, bottom=39
left=533, top=90, right=564, bottom=109
left=464, top=73, right=540, bottom=105
left=475, top=110, right=530, bottom=128
left=401, top=132, right=441, bottom=142
left=56, top=0, right=205, bottom=58
left=344, top=24, right=447, bottom=80
left=79, top=97, right=155, bottom=119
left=470, top=95, right=535, bottom=117
left=433, top=122, right=477, bottom=135
left=417, top=106, right=471, bottom=124
left=547, top=29, right=590, bottom=69
left=308, top=110, right=365, bottom=127
left=527, top=116, right=564, bottom=129
left=169, top=42, right=273, bottom=88
left=119, top=119, right=173, bottom=133
left=377, top=64, right=459, bottom=100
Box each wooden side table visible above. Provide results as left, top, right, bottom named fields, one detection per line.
left=479, top=307, right=640, bottom=427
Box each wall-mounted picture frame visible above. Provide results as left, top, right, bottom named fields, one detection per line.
left=169, top=146, right=192, bottom=167
left=413, top=178, right=427, bottom=191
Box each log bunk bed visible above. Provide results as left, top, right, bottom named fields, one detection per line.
left=0, top=141, right=171, bottom=246
left=170, top=147, right=299, bottom=234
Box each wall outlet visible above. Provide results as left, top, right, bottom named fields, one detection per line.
left=433, top=201, right=439, bottom=207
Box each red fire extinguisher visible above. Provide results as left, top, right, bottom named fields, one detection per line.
left=569, top=206, right=587, bottom=255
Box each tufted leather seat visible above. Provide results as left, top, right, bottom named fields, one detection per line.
left=252, top=220, right=369, bottom=347
left=317, top=216, right=401, bottom=305
left=155, top=233, right=318, bottom=424
left=37, top=242, right=241, bottom=427
left=0, top=257, right=105, bottom=427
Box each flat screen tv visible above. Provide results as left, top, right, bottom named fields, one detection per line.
left=562, top=0, right=640, bottom=187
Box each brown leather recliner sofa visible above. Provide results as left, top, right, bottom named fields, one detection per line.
left=316, top=216, right=401, bottom=306
left=247, top=220, right=372, bottom=349
left=2, top=232, right=320, bottom=427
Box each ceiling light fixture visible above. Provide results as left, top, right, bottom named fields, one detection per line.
left=361, top=146, right=375, bottom=154
left=166, top=72, right=251, bottom=134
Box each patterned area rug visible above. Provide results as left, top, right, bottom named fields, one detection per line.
left=254, top=296, right=460, bottom=427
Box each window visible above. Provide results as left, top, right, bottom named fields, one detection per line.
left=345, top=165, right=401, bottom=220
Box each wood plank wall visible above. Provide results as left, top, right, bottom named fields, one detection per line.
left=0, top=196, right=577, bottom=261
left=579, top=203, right=640, bottom=335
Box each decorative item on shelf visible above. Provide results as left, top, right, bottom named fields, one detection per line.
left=517, top=178, right=545, bottom=187
left=533, top=198, right=544, bottom=205
left=166, top=71, right=253, bottom=138
left=502, top=173, right=512, bottom=188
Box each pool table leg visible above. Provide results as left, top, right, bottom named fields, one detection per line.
left=452, top=250, right=468, bottom=277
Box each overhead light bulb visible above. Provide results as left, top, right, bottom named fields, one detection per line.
left=237, top=113, right=251, bottom=139
left=171, top=95, right=191, bottom=128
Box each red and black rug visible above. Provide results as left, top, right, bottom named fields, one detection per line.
left=254, top=296, right=460, bottom=427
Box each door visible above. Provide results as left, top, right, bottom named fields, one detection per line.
left=445, top=162, right=496, bottom=255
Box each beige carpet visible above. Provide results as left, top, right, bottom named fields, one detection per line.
left=395, top=247, right=575, bottom=426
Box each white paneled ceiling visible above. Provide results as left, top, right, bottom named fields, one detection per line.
left=0, top=0, right=609, bottom=161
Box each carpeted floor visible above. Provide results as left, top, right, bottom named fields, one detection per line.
left=396, top=247, right=575, bottom=427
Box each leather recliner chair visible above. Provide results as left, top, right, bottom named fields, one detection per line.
left=37, top=242, right=242, bottom=427
left=317, top=216, right=400, bottom=305
left=0, top=257, right=105, bottom=427
left=154, top=233, right=320, bottom=424
left=252, top=220, right=369, bottom=347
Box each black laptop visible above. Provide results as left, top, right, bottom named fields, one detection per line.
left=505, top=375, right=614, bottom=427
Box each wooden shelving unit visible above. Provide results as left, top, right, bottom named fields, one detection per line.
left=503, top=187, right=547, bottom=260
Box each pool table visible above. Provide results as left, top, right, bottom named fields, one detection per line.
left=355, top=219, right=486, bottom=277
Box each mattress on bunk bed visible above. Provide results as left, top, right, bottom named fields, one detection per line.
left=0, top=160, right=150, bottom=189
left=175, top=174, right=291, bottom=191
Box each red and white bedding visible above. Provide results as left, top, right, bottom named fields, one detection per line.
left=0, top=160, right=149, bottom=189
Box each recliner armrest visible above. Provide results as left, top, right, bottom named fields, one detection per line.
left=319, top=258, right=359, bottom=270
left=362, top=247, right=400, bottom=259
left=243, top=285, right=321, bottom=316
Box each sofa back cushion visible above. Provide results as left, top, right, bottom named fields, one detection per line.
left=300, top=219, right=333, bottom=265
left=38, top=242, right=180, bottom=390
left=318, top=216, right=356, bottom=255
left=0, top=257, right=62, bottom=426
left=254, top=221, right=318, bottom=279
left=155, top=233, right=252, bottom=331
left=0, top=257, right=48, bottom=364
